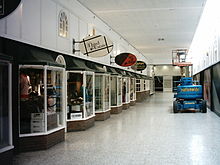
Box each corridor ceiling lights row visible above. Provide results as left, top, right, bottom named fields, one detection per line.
left=77, top=0, right=207, bottom=64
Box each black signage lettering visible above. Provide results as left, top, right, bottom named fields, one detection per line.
left=131, top=61, right=147, bottom=71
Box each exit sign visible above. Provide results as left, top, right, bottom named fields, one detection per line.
left=0, top=0, right=4, bottom=15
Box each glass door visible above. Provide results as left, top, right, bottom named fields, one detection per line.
left=0, top=60, right=12, bottom=152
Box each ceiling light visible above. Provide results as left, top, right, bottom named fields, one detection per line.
left=158, top=38, right=165, bottom=41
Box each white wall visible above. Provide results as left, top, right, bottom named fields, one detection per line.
left=189, top=0, right=220, bottom=75
left=0, top=1, right=155, bottom=139
left=0, top=0, right=150, bottom=76
left=154, top=65, right=181, bottom=92
left=154, top=65, right=181, bottom=76
left=163, top=76, right=172, bottom=92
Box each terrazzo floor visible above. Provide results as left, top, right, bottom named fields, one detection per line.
left=14, top=92, right=220, bottom=165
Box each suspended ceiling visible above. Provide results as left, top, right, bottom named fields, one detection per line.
left=77, top=0, right=206, bottom=64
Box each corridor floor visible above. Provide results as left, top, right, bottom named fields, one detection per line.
left=14, top=92, right=220, bottom=165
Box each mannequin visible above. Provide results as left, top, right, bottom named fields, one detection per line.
left=20, top=71, right=30, bottom=100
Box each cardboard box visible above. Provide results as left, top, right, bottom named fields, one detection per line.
left=31, top=120, right=45, bottom=133
left=31, top=113, right=45, bottom=121
left=71, top=112, right=82, bottom=120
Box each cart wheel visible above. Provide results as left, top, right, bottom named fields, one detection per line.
left=201, top=100, right=207, bottom=113
left=173, top=101, right=178, bottom=113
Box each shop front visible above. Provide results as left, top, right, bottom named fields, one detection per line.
left=107, top=67, right=123, bottom=114
left=115, top=69, right=130, bottom=110
left=64, top=56, right=95, bottom=131
left=130, top=74, right=136, bottom=106
left=18, top=47, right=65, bottom=152
left=136, top=74, right=145, bottom=102
left=122, top=75, right=130, bottom=110
left=143, top=77, right=151, bottom=100
left=85, top=62, right=111, bottom=121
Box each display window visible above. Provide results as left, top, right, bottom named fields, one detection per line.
left=111, top=75, right=122, bottom=107
left=140, top=79, right=145, bottom=91
left=0, top=59, right=13, bottom=153
left=95, top=74, right=110, bottom=113
left=122, top=77, right=130, bottom=104
left=150, top=79, right=155, bottom=94
left=143, top=80, right=146, bottom=91
left=136, top=79, right=141, bottom=92
left=146, top=80, right=150, bottom=91
left=67, top=71, right=95, bottom=120
left=130, top=78, right=136, bottom=101
left=19, top=65, right=65, bottom=136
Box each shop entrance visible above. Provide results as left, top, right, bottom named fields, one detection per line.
left=154, top=76, right=163, bottom=91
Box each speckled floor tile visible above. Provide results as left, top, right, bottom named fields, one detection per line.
left=13, top=92, right=220, bottom=165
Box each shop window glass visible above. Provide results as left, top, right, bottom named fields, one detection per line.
left=126, top=78, right=130, bottom=103
left=0, top=62, right=9, bottom=149
left=95, top=75, right=103, bottom=112
left=118, top=77, right=122, bottom=105
left=67, top=73, right=83, bottom=120
left=20, top=67, right=64, bottom=134
left=136, top=79, right=141, bottom=92
left=144, top=80, right=146, bottom=91
left=111, top=76, right=117, bottom=106
left=104, top=75, right=110, bottom=111
left=130, top=78, right=134, bottom=101
left=85, top=74, right=93, bottom=118
left=122, top=78, right=126, bottom=103
left=20, top=68, right=45, bottom=134
left=47, top=69, right=63, bottom=131
left=134, top=78, right=136, bottom=100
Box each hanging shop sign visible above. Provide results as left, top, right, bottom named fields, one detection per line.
left=79, top=35, right=113, bottom=57
left=0, top=0, right=21, bottom=19
left=131, top=61, right=147, bottom=71
left=115, top=53, right=137, bottom=67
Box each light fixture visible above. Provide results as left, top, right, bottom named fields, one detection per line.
left=158, top=38, right=165, bottom=41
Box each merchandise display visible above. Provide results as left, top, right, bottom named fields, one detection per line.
left=67, top=71, right=95, bottom=120
left=136, top=79, right=141, bottom=92
left=95, top=74, right=110, bottom=113
left=130, top=78, right=136, bottom=101
left=19, top=66, right=64, bottom=135
left=110, top=75, right=122, bottom=107
left=122, top=77, right=130, bottom=104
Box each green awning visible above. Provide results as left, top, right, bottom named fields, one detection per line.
left=0, top=53, right=13, bottom=61
left=126, top=72, right=133, bottom=77
left=135, top=74, right=142, bottom=79
left=16, top=44, right=63, bottom=67
left=106, top=66, right=119, bottom=75
left=64, top=55, right=94, bottom=71
left=115, top=68, right=126, bottom=76
left=85, top=61, right=106, bottom=73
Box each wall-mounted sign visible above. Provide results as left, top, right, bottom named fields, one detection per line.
left=131, top=61, right=147, bottom=71
left=115, top=53, right=137, bottom=67
left=0, top=0, right=21, bottom=19
left=79, top=35, right=113, bottom=57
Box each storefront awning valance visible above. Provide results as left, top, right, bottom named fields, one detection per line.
left=115, top=68, right=126, bottom=76
left=15, top=44, right=63, bottom=67
left=64, top=55, right=93, bottom=71
left=135, top=74, right=142, bottom=79
left=0, top=53, right=13, bottom=61
left=85, top=61, right=106, bottom=73
left=106, top=67, right=119, bottom=75
left=126, top=72, right=133, bottom=77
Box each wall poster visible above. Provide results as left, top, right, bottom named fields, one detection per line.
left=203, top=69, right=211, bottom=108
left=212, top=63, right=220, bottom=115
